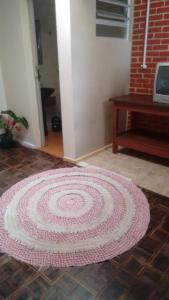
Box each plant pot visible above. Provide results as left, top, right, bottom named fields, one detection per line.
left=0, top=131, right=14, bottom=149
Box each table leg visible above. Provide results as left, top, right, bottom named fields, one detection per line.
left=112, top=105, right=119, bottom=153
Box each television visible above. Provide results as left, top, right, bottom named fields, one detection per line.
left=153, top=62, right=169, bottom=104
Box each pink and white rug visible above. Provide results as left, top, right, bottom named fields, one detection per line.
left=0, top=167, right=150, bottom=267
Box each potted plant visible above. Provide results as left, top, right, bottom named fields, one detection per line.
left=0, top=110, right=29, bottom=149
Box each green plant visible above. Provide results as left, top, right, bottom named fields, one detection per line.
left=0, top=110, right=29, bottom=133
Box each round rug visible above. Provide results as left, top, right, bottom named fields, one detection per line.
left=0, top=167, right=150, bottom=267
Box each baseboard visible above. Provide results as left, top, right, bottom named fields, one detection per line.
left=17, top=139, right=36, bottom=149
left=17, top=140, right=112, bottom=159
left=64, top=143, right=112, bottom=163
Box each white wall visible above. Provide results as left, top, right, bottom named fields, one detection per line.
left=34, top=0, right=61, bottom=116
left=0, top=0, right=131, bottom=156
left=55, top=0, right=76, bottom=158
left=0, top=0, right=42, bottom=148
left=71, top=0, right=131, bottom=157
left=56, top=0, right=131, bottom=159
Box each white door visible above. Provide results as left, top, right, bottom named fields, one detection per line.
left=27, top=0, right=45, bottom=146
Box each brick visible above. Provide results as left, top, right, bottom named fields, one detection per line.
left=149, top=14, right=163, bottom=21
left=130, top=74, right=143, bottom=79
left=133, top=29, right=145, bottom=35
left=149, top=27, right=160, bottom=33
left=155, top=20, right=169, bottom=26
left=133, top=30, right=145, bottom=39
left=134, top=11, right=141, bottom=17
left=147, top=46, right=153, bottom=51
left=134, top=16, right=146, bottom=23
left=143, top=73, right=155, bottom=79
left=149, top=8, right=157, bottom=15
left=134, top=40, right=145, bottom=46
left=147, top=33, right=155, bottom=39
left=129, top=87, right=136, bottom=93
left=163, top=26, right=169, bottom=32
left=152, top=2, right=167, bottom=8
left=131, top=63, right=141, bottom=68
left=132, top=51, right=144, bottom=57
left=134, top=4, right=146, bottom=11
left=155, top=33, right=169, bottom=38
left=138, top=46, right=144, bottom=51
left=164, top=13, right=169, bottom=19
left=153, top=44, right=168, bottom=50
left=147, top=51, right=160, bottom=56
left=159, top=51, right=169, bottom=56
left=131, top=57, right=139, bottom=63
left=132, top=46, right=139, bottom=51
left=131, top=68, right=138, bottom=73
left=147, top=39, right=161, bottom=45
left=130, top=0, right=169, bottom=95
left=149, top=27, right=162, bottom=33
left=161, top=39, right=169, bottom=44
left=135, top=88, right=150, bottom=93
left=157, top=6, right=169, bottom=13
left=153, top=57, right=164, bottom=62
left=146, top=63, right=156, bottom=68
left=148, top=21, right=156, bottom=27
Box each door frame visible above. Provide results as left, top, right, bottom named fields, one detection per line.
left=27, top=0, right=45, bottom=147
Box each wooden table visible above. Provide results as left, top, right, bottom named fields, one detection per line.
left=110, top=94, right=169, bottom=159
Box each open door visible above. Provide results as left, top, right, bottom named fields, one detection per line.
left=27, top=0, right=45, bottom=146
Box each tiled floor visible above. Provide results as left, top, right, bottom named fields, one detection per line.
left=40, top=131, right=63, bottom=158
left=0, top=145, right=169, bottom=299
left=84, top=147, right=169, bottom=197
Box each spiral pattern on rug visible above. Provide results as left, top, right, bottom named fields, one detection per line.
left=0, top=167, right=150, bottom=267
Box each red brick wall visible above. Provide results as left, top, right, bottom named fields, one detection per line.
left=129, top=0, right=169, bottom=94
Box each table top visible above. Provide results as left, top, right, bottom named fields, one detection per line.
left=110, top=94, right=169, bottom=109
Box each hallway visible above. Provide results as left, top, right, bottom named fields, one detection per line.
left=40, top=131, right=63, bottom=158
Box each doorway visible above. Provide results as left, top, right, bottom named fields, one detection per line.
left=31, top=0, right=63, bottom=157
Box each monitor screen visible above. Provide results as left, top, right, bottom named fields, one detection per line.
left=156, top=65, right=169, bottom=95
